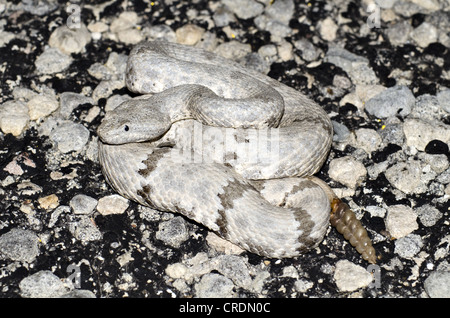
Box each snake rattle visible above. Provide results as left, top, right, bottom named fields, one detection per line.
left=97, top=41, right=376, bottom=264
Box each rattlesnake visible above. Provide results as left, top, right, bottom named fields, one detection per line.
left=97, top=41, right=376, bottom=263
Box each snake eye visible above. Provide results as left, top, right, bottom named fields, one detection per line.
left=124, top=125, right=129, bottom=132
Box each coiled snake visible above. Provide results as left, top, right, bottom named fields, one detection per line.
left=97, top=41, right=376, bottom=263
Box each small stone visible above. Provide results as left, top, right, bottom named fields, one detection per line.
left=394, top=234, right=423, bottom=259
left=0, top=100, right=30, bottom=136
left=142, top=24, right=177, bottom=42
left=385, top=160, right=424, bottom=194
left=50, top=121, right=90, bottom=153
left=215, top=41, right=252, bottom=61
left=27, top=94, right=59, bottom=121
left=19, top=270, right=69, bottom=298
left=319, top=17, right=338, bottom=41
left=293, top=39, right=321, bottom=62
left=0, top=228, right=40, bottom=263
left=332, top=121, right=351, bottom=143
left=364, top=85, right=414, bottom=118
left=403, top=118, right=450, bottom=152
left=222, top=0, right=264, bottom=20
left=35, top=47, right=73, bottom=74
left=87, top=21, right=109, bottom=33
left=354, top=128, right=382, bottom=154
left=424, top=271, right=450, bottom=298
left=333, top=260, right=373, bottom=292
left=215, top=255, right=252, bottom=288
left=117, top=28, right=144, bottom=45
left=59, top=92, right=94, bottom=119
left=415, top=204, right=442, bottom=227
left=175, top=24, right=205, bottom=46
left=38, top=194, right=59, bottom=210
left=265, top=0, right=294, bottom=25
left=96, top=194, right=129, bottom=215
left=328, top=156, right=367, bottom=188
left=49, top=24, right=91, bottom=55
left=294, top=279, right=314, bottom=293
left=325, top=47, right=378, bottom=85
left=155, top=216, right=189, bottom=248
left=386, top=205, right=418, bottom=238
left=195, top=273, right=235, bottom=298
left=68, top=216, right=102, bottom=242
left=70, top=194, right=98, bottom=215
left=92, top=80, right=125, bottom=102
left=110, top=11, right=140, bottom=33
left=213, top=5, right=237, bottom=27
left=385, top=20, right=413, bottom=46
left=437, top=89, right=450, bottom=113
left=410, top=22, right=438, bottom=48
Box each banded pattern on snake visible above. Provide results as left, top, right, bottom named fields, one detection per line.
left=97, top=41, right=376, bottom=263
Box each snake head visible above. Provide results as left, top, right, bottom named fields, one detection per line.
left=97, top=98, right=172, bottom=145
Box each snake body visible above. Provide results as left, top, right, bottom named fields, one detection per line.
left=97, top=41, right=375, bottom=262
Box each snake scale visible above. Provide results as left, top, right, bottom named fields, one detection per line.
left=97, top=41, right=376, bottom=263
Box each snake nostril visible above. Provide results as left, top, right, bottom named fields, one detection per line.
left=124, top=125, right=130, bottom=132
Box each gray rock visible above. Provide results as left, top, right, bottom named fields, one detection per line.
left=411, top=94, right=442, bottom=122
left=68, top=216, right=102, bottom=242
left=155, top=216, right=189, bottom=248
left=70, top=194, right=98, bottom=215
left=215, top=255, right=252, bottom=288
left=265, top=0, right=294, bottom=25
left=293, top=39, right=321, bottom=62
left=394, top=234, right=423, bottom=259
left=222, top=0, right=264, bottom=20
left=416, top=204, right=443, bottom=227
left=58, top=92, right=94, bottom=119
left=19, top=0, right=58, bottom=16
left=194, top=273, right=235, bottom=298
left=424, top=271, right=450, bottom=298
left=354, top=128, right=382, bottom=154
left=19, top=270, right=69, bottom=298
left=365, top=85, right=414, bottom=118
left=35, top=47, right=73, bottom=74
left=437, top=88, right=450, bottom=113
left=213, top=5, right=237, bottom=27
left=0, top=228, right=40, bottom=263
left=385, top=160, right=426, bottom=194
left=50, top=121, right=90, bottom=153
left=332, top=121, right=350, bottom=143
left=378, top=117, right=405, bottom=145
left=325, top=47, right=377, bottom=85
left=410, top=22, right=438, bottom=48
left=385, top=20, right=413, bottom=46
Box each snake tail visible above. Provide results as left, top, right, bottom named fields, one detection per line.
left=330, top=198, right=377, bottom=264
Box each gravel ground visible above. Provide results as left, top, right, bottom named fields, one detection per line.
left=0, top=0, right=449, bottom=298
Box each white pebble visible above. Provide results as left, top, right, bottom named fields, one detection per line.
left=386, top=205, right=418, bottom=238
left=0, top=100, right=29, bottom=136
left=333, top=260, right=373, bottom=292
left=27, top=94, right=59, bottom=121
left=328, top=156, right=367, bottom=188
left=97, top=194, right=129, bottom=215
left=49, top=24, right=91, bottom=55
